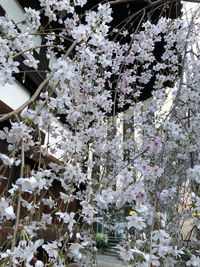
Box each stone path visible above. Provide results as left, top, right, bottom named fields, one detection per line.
left=96, top=254, right=124, bottom=267
left=68, top=254, right=125, bottom=267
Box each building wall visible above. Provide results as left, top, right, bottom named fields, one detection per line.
left=0, top=81, right=31, bottom=110
left=0, top=0, right=24, bottom=23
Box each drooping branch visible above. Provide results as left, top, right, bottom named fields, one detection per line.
left=0, top=73, right=53, bottom=123
left=12, top=44, right=69, bottom=60
left=0, top=40, right=78, bottom=123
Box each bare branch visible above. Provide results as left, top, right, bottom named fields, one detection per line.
left=109, top=0, right=163, bottom=6
left=109, top=0, right=133, bottom=5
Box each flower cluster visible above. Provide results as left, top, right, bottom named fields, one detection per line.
left=0, top=1, right=199, bottom=267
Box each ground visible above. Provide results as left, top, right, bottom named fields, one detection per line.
left=96, top=254, right=124, bottom=267
left=68, top=254, right=124, bottom=267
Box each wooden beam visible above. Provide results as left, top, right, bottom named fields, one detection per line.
left=0, top=100, right=13, bottom=114
left=17, top=0, right=41, bottom=10
left=0, top=4, right=5, bottom=16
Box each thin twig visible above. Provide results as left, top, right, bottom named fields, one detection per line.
left=11, top=44, right=68, bottom=60
left=10, top=115, right=24, bottom=265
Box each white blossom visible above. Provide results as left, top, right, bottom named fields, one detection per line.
left=68, top=243, right=83, bottom=260
left=187, top=165, right=200, bottom=184
left=0, top=198, right=15, bottom=220
left=186, top=255, right=200, bottom=267
left=0, top=153, right=14, bottom=166
left=42, top=242, right=59, bottom=259
left=127, top=214, right=146, bottom=230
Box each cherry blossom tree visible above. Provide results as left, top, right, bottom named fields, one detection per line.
left=0, top=1, right=200, bottom=266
